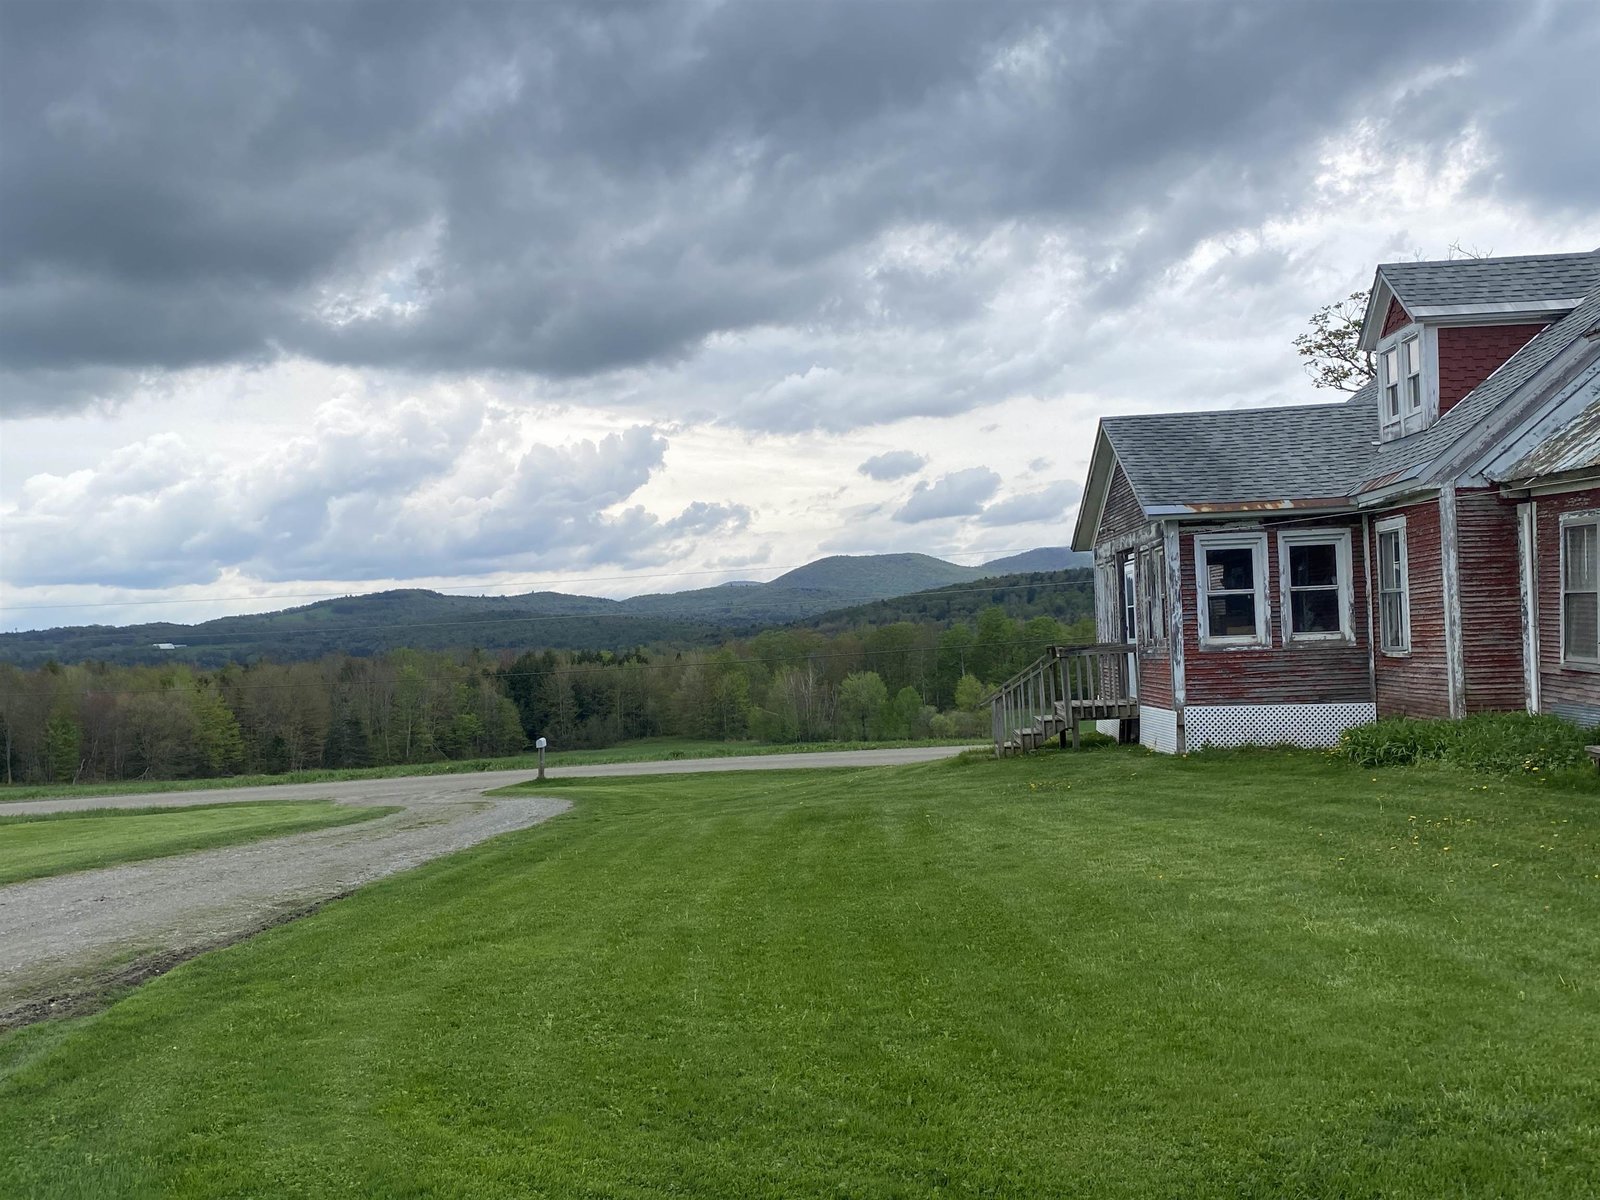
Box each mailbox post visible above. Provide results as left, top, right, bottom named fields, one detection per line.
left=536, top=736, right=547, bottom=781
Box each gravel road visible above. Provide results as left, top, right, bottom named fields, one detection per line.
left=0, top=745, right=968, bottom=1025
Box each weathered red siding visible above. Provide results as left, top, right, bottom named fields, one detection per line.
left=1532, top=489, right=1600, bottom=725
left=1381, top=297, right=1412, bottom=338
left=1456, top=489, right=1525, bottom=712
left=1178, top=519, right=1372, bottom=706
left=1097, top=462, right=1146, bottom=542
left=1138, top=650, right=1172, bottom=707
left=1437, top=324, right=1546, bottom=414
left=1372, top=499, right=1449, bottom=717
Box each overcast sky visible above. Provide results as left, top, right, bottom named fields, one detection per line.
left=3, top=0, right=1598, bottom=631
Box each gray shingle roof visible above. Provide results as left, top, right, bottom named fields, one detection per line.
left=1378, top=251, right=1600, bottom=312
left=1101, top=390, right=1376, bottom=508
left=1357, top=287, right=1600, bottom=490
left=1102, top=281, right=1600, bottom=511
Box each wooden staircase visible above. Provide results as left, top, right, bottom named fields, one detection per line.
left=986, top=643, right=1139, bottom=756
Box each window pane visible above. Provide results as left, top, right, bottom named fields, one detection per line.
left=1564, top=524, right=1597, bottom=590
left=1292, top=589, right=1341, bottom=634
left=1289, top=543, right=1338, bottom=588
left=1384, top=347, right=1399, bottom=379
left=1385, top=383, right=1400, bottom=418
left=1404, top=337, right=1421, bottom=375
left=1381, top=593, right=1406, bottom=650
left=1407, top=374, right=1422, bottom=410
left=1208, top=594, right=1257, bottom=638
left=1564, top=593, right=1598, bottom=660
left=1206, top=546, right=1255, bottom=592
left=1379, top=530, right=1403, bottom=592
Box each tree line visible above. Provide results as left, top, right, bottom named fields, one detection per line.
left=0, top=607, right=1093, bottom=785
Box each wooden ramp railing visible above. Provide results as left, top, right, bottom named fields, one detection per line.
left=985, top=643, right=1139, bottom=756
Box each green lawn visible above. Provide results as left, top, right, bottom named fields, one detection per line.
left=0, top=801, right=393, bottom=887
left=2, top=747, right=1597, bottom=1197
left=0, top=737, right=979, bottom=803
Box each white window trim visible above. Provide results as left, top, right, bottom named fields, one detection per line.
left=1121, top=555, right=1137, bottom=645
left=1137, top=545, right=1167, bottom=651
left=1277, top=528, right=1354, bottom=644
left=1375, top=515, right=1411, bottom=656
left=1558, top=510, right=1600, bottom=667
left=1376, top=324, right=1438, bottom=440
left=1194, top=531, right=1270, bottom=649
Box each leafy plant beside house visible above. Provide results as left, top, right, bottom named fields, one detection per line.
left=1336, top=712, right=1593, bottom=775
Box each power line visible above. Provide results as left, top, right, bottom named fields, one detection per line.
left=0, top=545, right=1078, bottom=613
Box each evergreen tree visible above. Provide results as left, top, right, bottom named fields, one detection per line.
left=43, top=712, right=81, bottom=783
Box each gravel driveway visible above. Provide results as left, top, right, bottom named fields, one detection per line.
left=0, top=745, right=968, bottom=1026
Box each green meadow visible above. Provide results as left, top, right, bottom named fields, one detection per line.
left=2, top=747, right=1596, bottom=1197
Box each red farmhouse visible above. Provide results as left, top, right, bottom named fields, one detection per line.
left=1066, top=250, right=1600, bottom=753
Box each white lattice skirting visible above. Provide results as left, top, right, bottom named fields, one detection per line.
left=1139, top=706, right=1180, bottom=754
left=1095, top=719, right=1121, bottom=738
left=1184, top=703, right=1376, bottom=750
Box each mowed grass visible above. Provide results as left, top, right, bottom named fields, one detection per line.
left=0, top=737, right=978, bottom=803
left=1, top=748, right=1597, bottom=1197
left=0, top=800, right=393, bottom=887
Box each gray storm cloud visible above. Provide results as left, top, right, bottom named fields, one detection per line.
left=6, top=0, right=1581, bottom=433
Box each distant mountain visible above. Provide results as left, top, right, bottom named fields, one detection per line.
left=980, top=547, right=1088, bottom=574
left=767, top=552, right=981, bottom=596
left=791, top=566, right=1096, bottom=636
left=0, top=548, right=1085, bottom=667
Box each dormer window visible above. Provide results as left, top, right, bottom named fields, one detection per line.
left=1377, top=325, right=1434, bottom=439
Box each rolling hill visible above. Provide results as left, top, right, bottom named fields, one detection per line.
left=0, top=548, right=1090, bottom=667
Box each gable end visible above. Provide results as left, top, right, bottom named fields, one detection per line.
left=1381, top=297, right=1412, bottom=338
left=1096, top=461, right=1147, bottom=545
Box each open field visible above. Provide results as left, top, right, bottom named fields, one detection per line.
left=0, top=801, right=394, bottom=888
left=0, top=737, right=979, bottom=803
left=2, top=747, right=1597, bottom=1196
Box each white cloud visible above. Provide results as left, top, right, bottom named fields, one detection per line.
left=857, top=450, right=927, bottom=481
left=894, top=468, right=1002, bottom=524
left=1, top=393, right=749, bottom=589
left=978, top=480, right=1082, bottom=526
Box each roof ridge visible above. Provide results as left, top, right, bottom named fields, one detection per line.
left=1378, top=249, right=1599, bottom=271
left=1102, top=397, right=1368, bottom=423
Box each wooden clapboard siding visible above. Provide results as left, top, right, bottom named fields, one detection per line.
left=1137, top=649, right=1173, bottom=707
left=1455, top=488, right=1525, bottom=712
left=1372, top=498, right=1450, bottom=717
left=1097, top=463, right=1146, bottom=543
left=1532, top=487, right=1600, bottom=726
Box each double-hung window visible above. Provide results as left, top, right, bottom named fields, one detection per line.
left=1195, top=532, right=1268, bottom=647
left=1279, top=529, right=1353, bottom=642
left=1560, top=515, right=1600, bottom=664
left=1375, top=517, right=1410, bottom=654
left=1379, top=328, right=1428, bottom=439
